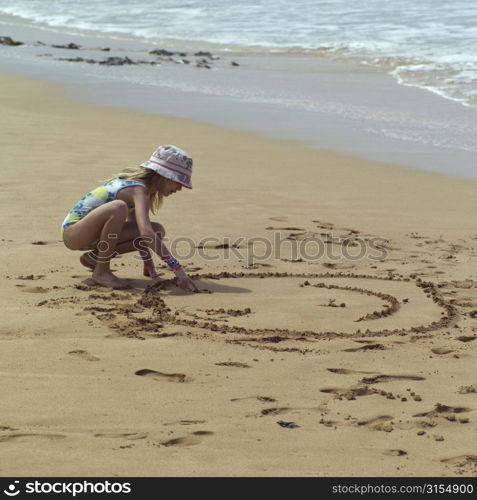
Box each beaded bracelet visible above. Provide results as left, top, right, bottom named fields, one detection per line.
left=162, top=254, right=182, bottom=272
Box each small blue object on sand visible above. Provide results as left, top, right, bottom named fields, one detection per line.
left=276, top=420, right=300, bottom=429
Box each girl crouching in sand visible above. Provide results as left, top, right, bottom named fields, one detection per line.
left=62, top=145, right=198, bottom=291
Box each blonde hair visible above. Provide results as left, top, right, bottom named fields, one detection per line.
left=106, top=166, right=164, bottom=214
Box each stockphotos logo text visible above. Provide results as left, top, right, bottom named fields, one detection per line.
left=3, top=480, right=132, bottom=497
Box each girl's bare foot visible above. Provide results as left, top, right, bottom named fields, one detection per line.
left=80, top=251, right=98, bottom=271
left=92, top=270, right=129, bottom=289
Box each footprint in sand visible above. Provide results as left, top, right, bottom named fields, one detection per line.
left=287, top=231, right=319, bottom=241
left=261, top=407, right=291, bottom=416
left=68, top=349, right=100, bottom=361
left=451, top=280, right=474, bottom=289
left=0, top=432, right=66, bottom=443
left=327, top=368, right=378, bottom=375
left=215, top=361, right=251, bottom=368
left=384, top=449, right=407, bottom=456
left=94, top=432, right=147, bottom=440
left=231, top=395, right=277, bottom=403
left=342, top=228, right=361, bottom=235
left=17, top=286, right=49, bottom=293
left=265, top=226, right=305, bottom=231
left=413, top=403, right=471, bottom=418
left=431, top=347, right=454, bottom=355
left=343, top=343, right=387, bottom=353
left=211, top=242, right=244, bottom=250
left=17, top=274, right=45, bottom=280
left=456, top=336, right=477, bottom=343
left=0, top=327, right=23, bottom=340
left=161, top=430, right=213, bottom=447
left=312, top=220, right=334, bottom=229
left=441, top=455, right=477, bottom=474
left=452, top=297, right=477, bottom=308
left=320, top=385, right=374, bottom=400
left=322, top=262, right=356, bottom=270
left=163, top=420, right=206, bottom=426
left=135, top=369, right=189, bottom=383
left=360, top=374, right=426, bottom=384
left=357, top=415, right=394, bottom=432
left=268, top=216, right=288, bottom=222
left=441, top=455, right=477, bottom=467
left=242, top=263, right=275, bottom=269
left=458, top=385, right=477, bottom=394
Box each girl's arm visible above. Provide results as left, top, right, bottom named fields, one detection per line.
left=132, top=188, right=199, bottom=292
left=127, top=208, right=158, bottom=279
left=140, top=246, right=159, bottom=279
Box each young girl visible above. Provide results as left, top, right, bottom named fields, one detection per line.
left=62, top=145, right=199, bottom=291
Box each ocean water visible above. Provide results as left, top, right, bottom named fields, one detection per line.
left=0, top=0, right=476, bottom=108
left=1, top=1, right=477, bottom=179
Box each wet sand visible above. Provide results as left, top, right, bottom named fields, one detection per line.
left=1, top=71, right=477, bottom=476
left=2, top=18, right=477, bottom=180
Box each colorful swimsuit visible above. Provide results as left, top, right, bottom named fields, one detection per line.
left=62, top=178, right=146, bottom=249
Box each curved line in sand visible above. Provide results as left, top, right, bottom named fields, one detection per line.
left=143, top=272, right=458, bottom=340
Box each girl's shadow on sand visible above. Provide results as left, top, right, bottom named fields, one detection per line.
left=161, top=279, right=251, bottom=296
left=81, top=277, right=251, bottom=295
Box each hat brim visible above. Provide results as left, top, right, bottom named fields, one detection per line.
left=141, top=162, right=192, bottom=189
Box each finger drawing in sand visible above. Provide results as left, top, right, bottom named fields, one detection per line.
left=61, top=145, right=199, bottom=292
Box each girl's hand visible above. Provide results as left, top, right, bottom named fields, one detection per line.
left=174, top=268, right=199, bottom=292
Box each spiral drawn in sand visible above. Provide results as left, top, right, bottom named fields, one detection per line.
left=130, top=272, right=459, bottom=344
left=35, top=271, right=460, bottom=351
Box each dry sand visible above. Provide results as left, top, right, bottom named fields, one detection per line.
left=1, top=71, right=477, bottom=477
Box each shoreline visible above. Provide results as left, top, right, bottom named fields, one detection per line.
left=1, top=68, right=477, bottom=477
left=2, top=17, right=477, bottom=180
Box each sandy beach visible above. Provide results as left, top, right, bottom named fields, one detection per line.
left=1, top=70, right=477, bottom=477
